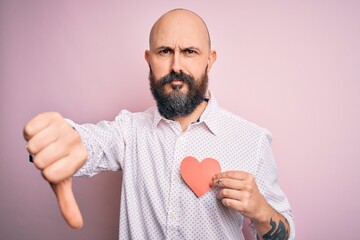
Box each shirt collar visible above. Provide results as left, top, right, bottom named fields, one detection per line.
left=152, top=90, right=221, bottom=135
left=153, top=106, right=164, bottom=128
left=197, top=92, right=221, bottom=135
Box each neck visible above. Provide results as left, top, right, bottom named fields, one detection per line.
left=173, top=100, right=208, bottom=132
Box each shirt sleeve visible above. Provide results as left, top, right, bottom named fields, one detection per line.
left=249, top=129, right=296, bottom=239
left=66, top=114, right=126, bottom=177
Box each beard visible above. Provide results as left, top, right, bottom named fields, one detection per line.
left=149, top=67, right=208, bottom=120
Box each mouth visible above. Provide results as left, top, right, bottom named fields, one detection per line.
left=171, top=80, right=184, bottom=90
left=160, top=78, right=184, bottom=91
left=171, top=79, right=184, bottom=85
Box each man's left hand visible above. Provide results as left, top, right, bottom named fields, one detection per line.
left=210, top=171, right=273, bottom=223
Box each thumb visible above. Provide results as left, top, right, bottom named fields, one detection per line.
left=50, top=178, right=84, bottom=229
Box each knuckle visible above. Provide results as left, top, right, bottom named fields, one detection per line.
left=23, top=124, right=33, bottom=138
left=228, top=172, right=236, bottom=178
left=33, top=158, right=45, bottom=170
left=219, top=178, right=226, bottom=186
left=244, top=184, right=252, bottom=192
left=247, top=174, right=255, bottom=182
left=243, top=191, right=251, bottom=200
left=223, top=198, right=231, bottom=206
left=41, top=168, right=53, bottom=182
left=242, top=200, right=250, bottom=209
left=26, top=141, right=37, bottom=154
left=221, top=189, right=228, bottom=197
left=235, top=171, right=243, bottom=178
left=228, top=171, right=242, bottom=179
left=49, top=111, right=62, bottom=120
left=42, top=168, right=61, bottom=183
left=49, top=112, right=65, bottom=128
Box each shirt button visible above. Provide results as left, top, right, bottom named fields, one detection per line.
left=177, top=135, right=184, bottom=143
left=169, top=212, right=176, bottom=220
left=172, top=173, right=180, bottom=182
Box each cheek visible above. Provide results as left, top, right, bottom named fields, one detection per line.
left=184, top=55, right=209, bottom=75
left=186, top=62, right=207, bottom=79
left=150, top=58, right=171, bottom=79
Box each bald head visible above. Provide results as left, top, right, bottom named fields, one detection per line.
left=145, top=8, right=217, bottom=88
left=149, top=9, right=211, bottom=51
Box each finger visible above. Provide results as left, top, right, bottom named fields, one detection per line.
left=217, top=188, right=250, bottom=201
left=221, top=198, right=245, bottom=212
left=42, top=147, right=87, bottom=183
left=211, top=177, right=247, bottom=190
left=213, top=171, right=251, bottom=181
left=33, top=140, right=69, bottom=170
left=27, top=126, right=59, bottom=156
left=24, top=112, right=60, bottom=141
left=51, top=178, right=83, bottom=229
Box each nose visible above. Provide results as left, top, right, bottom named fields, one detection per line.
left=170, top=52, right=182, bottom=73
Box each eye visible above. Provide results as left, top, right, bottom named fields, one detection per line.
left=159, top=49, right=173, bottom=55
left=183, top=49, right=198, bottom=56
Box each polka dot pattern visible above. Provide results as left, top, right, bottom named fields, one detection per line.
left=73, top=95, right=295, bottom=239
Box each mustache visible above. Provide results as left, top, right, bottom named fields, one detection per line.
left=158, top=72, right=194, bottom=86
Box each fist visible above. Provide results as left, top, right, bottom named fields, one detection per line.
left=24, top=112, right=87, bottom=183
left=24, top=112, right=86, bottom=228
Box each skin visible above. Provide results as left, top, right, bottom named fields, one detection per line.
left=211, top=171, right=290, bottom=239
left=145, top=9, right=216, bottom=131
left=24, top=112, right=86, bottom=229
left=23, top=9, right=290, bottom=239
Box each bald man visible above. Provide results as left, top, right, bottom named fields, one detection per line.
left=24, top=9, right=295, bottom=240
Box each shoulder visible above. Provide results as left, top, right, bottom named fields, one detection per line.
left=115, top=107, right=156, bottom=123
left=217, top=107, right=272, bottom=143
left=113, top=106, right=157, bottom=130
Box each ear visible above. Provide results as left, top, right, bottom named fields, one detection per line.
left=145, top=50, right=150, bottom=65
left=206, top=50, right=217, bottom=73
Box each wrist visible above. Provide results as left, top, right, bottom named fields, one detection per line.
left=252, top=202, right=276, bottom=225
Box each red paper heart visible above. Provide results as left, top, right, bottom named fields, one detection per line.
left=180, top=156, right=221, bottom=198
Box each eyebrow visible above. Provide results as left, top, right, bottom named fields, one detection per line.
left=155, top=46, right=201, bottom=52
left=155, top=46, right=173, bottom=51
left=180, top=46, right=201, bottom=52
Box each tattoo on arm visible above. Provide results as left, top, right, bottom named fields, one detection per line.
left=257, top=217, right=290, bottom=240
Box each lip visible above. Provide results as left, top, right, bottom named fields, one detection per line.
left=171, top=80, right=184, bottom=85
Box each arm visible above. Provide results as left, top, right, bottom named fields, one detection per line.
left=69, top=118, right=124, bottom=177
left=253, top=210, right=290, bottom=240
left=24, top=112, right=125, bottom=228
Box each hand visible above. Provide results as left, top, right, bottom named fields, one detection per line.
left=24, top=112, right=87, bottom=228
left=211, top=171, right=274, bottom=223
left=211, top=171, right=290, bottom=239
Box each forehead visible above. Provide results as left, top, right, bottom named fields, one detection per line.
left=150, top=10, right=209, bottom=50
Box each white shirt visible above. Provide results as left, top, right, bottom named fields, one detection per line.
left=73, top=95, right=295, bottom=239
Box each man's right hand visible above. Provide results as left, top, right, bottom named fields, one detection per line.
left=24, top=112, right=88, bottom=229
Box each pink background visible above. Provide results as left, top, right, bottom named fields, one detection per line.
left=1, top=1, right=360, bottom=239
